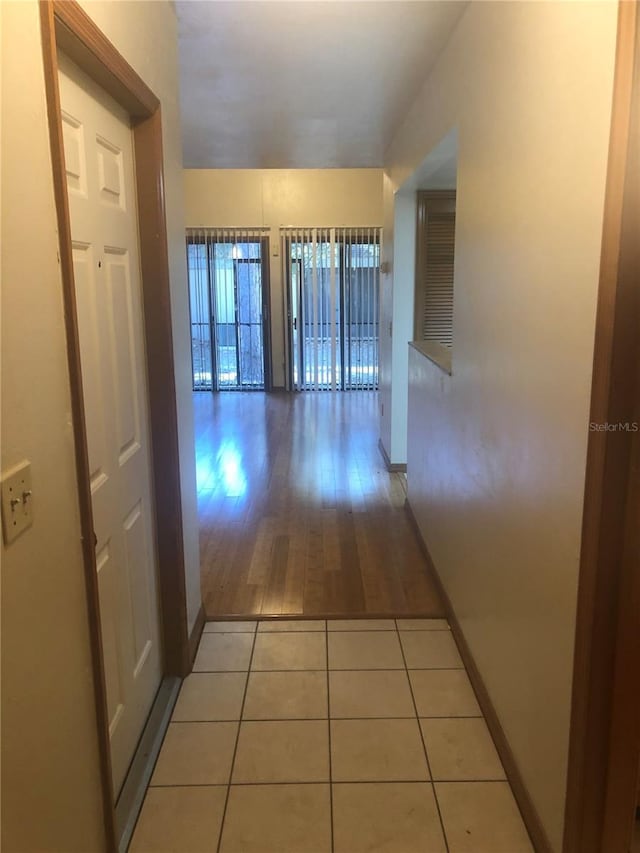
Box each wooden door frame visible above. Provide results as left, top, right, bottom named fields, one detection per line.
left=563, top=2, right=640, bottom=851
left=39, top=2, right=192, bottom=847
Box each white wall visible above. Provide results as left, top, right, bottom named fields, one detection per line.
left=379, top=130, right=458, bottom=466
left=378, top=173, right=395, bottom=457
left=390, top=193, right=417, bottom=463
left=184, top=168, right=384, bottom=388
left=1, top=2, right=198, bottom=849
left=378, top=190, right=416, bottom=465
left=383, top=2, right=618, bottom=849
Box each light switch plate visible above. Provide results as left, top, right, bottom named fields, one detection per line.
left=1, top=461, right=33, bottom=545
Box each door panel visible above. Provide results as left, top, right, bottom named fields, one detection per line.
left=96, top=542, right=124, bottom=733
left=105, top=250, right=139, bottom=459
left=59, top=54, right=162, bottom=797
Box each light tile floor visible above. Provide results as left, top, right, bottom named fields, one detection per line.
left=130, top=619, right=534, bottom=853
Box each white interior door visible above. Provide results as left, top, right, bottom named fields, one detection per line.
left=58, top=54, right=162, bottom=797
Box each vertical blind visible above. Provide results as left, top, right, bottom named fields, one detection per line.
left=415, top=192, right=456, bottom=348
left=186, top=227, right=270, bottom=391
left=280, top=227, right=381, bottom=391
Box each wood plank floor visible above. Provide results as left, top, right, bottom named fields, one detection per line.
left=195, top=390, right=445, bottom=618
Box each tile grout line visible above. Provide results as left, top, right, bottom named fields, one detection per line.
left=326, top=620, right=335, bottom=853
left=395, top=618, right=451, bottom=853
left=215, top=622, right=258, bottom=853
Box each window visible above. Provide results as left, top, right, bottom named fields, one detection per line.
left=414, top=191, right=456, bottom=348
left=281, top=227, right=381, bottom=391
left=186, top=227, right=271, bottom=391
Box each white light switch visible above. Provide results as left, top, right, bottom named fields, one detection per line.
left=1, top=461, right=33, bottom=545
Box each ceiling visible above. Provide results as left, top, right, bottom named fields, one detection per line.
left=398, top=127, right=458, bottom=194
left=176, top=1, right=467, bottom=169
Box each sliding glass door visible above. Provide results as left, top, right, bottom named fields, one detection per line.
left=187, top=229, right=271, bottom=391
left=282, top=227, right=381, bottom=391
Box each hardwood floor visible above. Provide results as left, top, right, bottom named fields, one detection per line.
left=195, top=390, right=445, bottom=618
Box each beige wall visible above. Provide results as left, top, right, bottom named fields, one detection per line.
left=184, top=168, right=383, bottom=387
left=0, top=2, right=198, bottom=850
left=384, top=2, right=618, bottom=849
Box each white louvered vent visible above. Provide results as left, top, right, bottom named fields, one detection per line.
left=415, top=192, right=456, bottom=349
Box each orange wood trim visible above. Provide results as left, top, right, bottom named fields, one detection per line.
left=208, top=610, right=445, bottom=622
left=133, top=110, right=190, bottom=676
left=51, top=0, right=158, bottom=118
left=563, top=2, right=640, bottom=850
left=600, top=36, right=640, bottom=832
left=404, top=499, right=552, bottom=853
left=38, top=2, right=117, bottom=848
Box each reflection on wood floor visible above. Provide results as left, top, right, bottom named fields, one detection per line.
left=195, top=391, right=445, bottom=618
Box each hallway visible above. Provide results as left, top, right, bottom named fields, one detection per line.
left=127, top=394, right=536, bottom=851
left=131, top=618, right=533, bottom=852
left=196, top=391, right=445, bottom=618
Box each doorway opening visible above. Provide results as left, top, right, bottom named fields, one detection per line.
left=187, top=228, right=271, bottom=391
